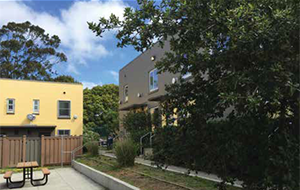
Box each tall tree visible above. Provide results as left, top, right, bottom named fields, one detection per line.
left=0, top=21, right=67, bottom=80
left=84, top=84, right=119, bottom=137
left=89, top=0, right=299, bottom=189
left=52, top=75, right=79, bottom=83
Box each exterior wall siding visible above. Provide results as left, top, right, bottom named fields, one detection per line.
left=118, top=41, right=182, bottom=130
left=0, top=79, right=83, bottom=136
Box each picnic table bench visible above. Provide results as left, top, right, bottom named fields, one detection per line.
left=3, top=161, right=50, bottom=189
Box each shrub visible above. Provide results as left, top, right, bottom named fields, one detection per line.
left=114, top=139, right=137, bottom=167
left=85, top=142, right=99, bottom=156
left=83, top=125, right=100, bottom=145
left=122, top=111, right=152, bottom=144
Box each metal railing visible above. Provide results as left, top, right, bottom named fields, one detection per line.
left=140, top=132, right=155, bottom=155
left=62, top=140, right=99, bottom=167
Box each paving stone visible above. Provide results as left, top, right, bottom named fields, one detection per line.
left=0, top=167, right=106, bottom=190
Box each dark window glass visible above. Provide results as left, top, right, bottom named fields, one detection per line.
left=58, top=130, right=70, bottom=136
left=58, top=101, right=71, bottom=118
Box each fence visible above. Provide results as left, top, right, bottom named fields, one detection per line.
left=0, top=135, right=83, bottom=168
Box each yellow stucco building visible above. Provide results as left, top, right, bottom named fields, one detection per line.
left=0, top=78, right=83, bottom=137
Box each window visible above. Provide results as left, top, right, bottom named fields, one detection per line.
left=181, top=65, right=192, bottom=79
left=6, top=99, right=15, bottom=114
left=149, top=69, right=158, bottom=92
left=182, top=72, right=192, bottom=79
left=57, top=130, right=70, bottom=136
left=58, top=100, right=71, bottom=119
left=33, top=100, right=40, bottom=114
left=124, top=85, right=129, bottom=102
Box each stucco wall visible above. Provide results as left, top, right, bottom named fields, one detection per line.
left=0, top=79, right=83, bottom=136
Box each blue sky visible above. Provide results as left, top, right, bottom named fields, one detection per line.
left=0, top=0, right=141, bottom=88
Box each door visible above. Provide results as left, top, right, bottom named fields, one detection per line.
left=26, top=137, right=41, bottom=165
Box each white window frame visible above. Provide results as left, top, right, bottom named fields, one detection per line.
left=124, top=85, right=129, bottom=102
left=181, top=65, right=192, bottom=79
left=182, top=72, right=192, bottom=79
left=149, top=68, right=158, bottom=92
left=33, top=99, right=40, bottom=114
left=58, top=100, right=71, bottom=119
left=6, top=98, right=15, bottom=114
left=57, top=129, right=71, bottom=136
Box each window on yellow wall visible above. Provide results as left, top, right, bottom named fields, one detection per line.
left=58, top=100, right=71, bottom=119
left=58, top=130, right=70, bottom=136
left=6, top=98, right=15, bottom=114
left=33, top=100, right=40, bottom=114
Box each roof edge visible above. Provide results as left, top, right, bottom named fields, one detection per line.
left=0, top=78, right=83, bottom=86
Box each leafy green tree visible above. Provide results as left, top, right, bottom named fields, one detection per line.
left=0, top=21, right=67, bottom=80
left=83, top=84, right=119, bottom=138
left=52, top=75, right=79, bottom=83
left=122, top=111, right=152, bottom=145
left=83, top=125, right=100, bottom=145
left=90, top=0, right=299, bottom=189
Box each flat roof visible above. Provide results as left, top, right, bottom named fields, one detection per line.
left=0, top=78, right=83, bottom=86
left=0, top=125, right=56, bottom=128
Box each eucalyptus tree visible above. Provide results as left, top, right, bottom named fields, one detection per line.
left=0, top=21, right=66, bottom=80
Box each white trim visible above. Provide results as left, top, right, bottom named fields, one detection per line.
left=57, top=129, right=71, bottom=136
left=6, top=98, right=15, bottom=114
left=33, top=99, right=40, bottom=114
left=124, top=85, right=129, bottom=102
left=149, top=68, right=158, bottom=92
left=182, top=72, right=192, bottom=79
left=57, top=100, right=71, bottom=119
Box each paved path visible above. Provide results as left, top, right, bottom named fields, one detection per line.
left=0, top=167, right=106, bottom=190
left=100, top=150, right=242, bottom=188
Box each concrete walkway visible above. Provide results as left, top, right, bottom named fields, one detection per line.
left=100, top=150, right=242, bottom=188
left=0, top=167, right=106, bottom=190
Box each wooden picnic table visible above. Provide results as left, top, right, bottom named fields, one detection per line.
left=17, top=161, right=39, bottom=169
left=17, top=161, right=39, bottom=181
left=4, top=161, right=50, bottom=188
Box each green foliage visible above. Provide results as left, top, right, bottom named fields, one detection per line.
left=85, top=142, right=99, bottom=156
left=151, top=108, right=161, bottom=129
left=122, top=111, right=152, bottom=144
left=83, top=125, right=100, bottom=145
left=83, top=84, right=119, bottom=137
left=90, top=0, right=299, bottom=189
left=52, top=75, right=80, bottom=83
left=114, top=139, right=137, bottom=167
left=0, top=21, right=67, bottom=80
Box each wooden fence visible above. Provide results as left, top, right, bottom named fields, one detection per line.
left=0, top=135, right=83, bottom=168
left=42, top=135, right=83, bottom=166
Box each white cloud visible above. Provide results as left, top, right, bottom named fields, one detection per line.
left=82, top=81, right=103, bottom=89
left=0, top=0, right=127, bottom=74
left=109, top=70, right=119, bottom=82
left=67, top=64, right=80, bottom=75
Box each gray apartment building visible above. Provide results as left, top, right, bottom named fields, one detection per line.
left=119, top=41, right=192, bottom=128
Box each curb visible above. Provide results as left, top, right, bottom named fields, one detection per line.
left=72, top=160, right=140, bottom=190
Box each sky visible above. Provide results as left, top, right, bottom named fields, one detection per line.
left=0, top=0, right=141, bottom=89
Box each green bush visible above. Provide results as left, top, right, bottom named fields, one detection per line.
left=83, top=125, right=100, bottom=144
left=122, top=111, right=152, bottom=144
left=85, top=142, right=99, bottom=156
left=115, top=139, right=137, bottom=167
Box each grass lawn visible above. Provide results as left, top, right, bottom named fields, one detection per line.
left=77, top=155, right=240, bottom=190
